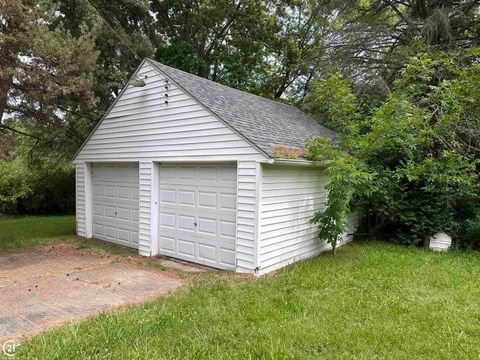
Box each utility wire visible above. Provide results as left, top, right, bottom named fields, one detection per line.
left=80, top=0, right=170, bottom=98
left=82, top=0, right=142, bottom=62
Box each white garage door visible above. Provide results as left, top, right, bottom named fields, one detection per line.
left=158, top=164, right=237, bottom=270
left=92, top=163, right=139, bottom=248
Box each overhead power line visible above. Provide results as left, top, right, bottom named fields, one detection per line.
left=80, top=0, right=172, bottom=97
left=82, top=0, right=142, bottom=62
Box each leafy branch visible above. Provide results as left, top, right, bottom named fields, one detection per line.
left=306, top=137, right=373, bottom=254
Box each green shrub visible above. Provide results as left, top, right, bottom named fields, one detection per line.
left=462, top=216, right=480, bottom=250
left=305, top=50, right=480, bottom=249
left=0, top=157, right=74, bottom=215
left=451, top=202, right=480, bottom=250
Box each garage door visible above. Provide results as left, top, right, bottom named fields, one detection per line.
left=158, top=164, right=237, bottom=270
left=92, top=163, right=139, bottom=248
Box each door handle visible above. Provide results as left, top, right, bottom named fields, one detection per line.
left=193, top=221, right=197, bottom=226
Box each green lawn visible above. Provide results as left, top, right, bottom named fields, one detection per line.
left=7, top=217, right=479, bottom=360
left=0, top=215, right=141, bottom=258
left=0, top=215, right=75, bottom=252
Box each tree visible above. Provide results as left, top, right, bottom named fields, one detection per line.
left=326, top=0, right=480, bottom=95
left=152, top=0, right=344, bottom=99
left=59, top=0, right=156, bottom=107
left=0, top=0, right=98, bottom=131
left=302, top=70, right=357, bottom=134
left=398, top=50, right=480, bottom=159
left=0, top=0, right=102, bottom=168
left=306, top=137, right=372, bottom=254
left=305, top=50, right=480, bottom=248
left=152, top=0, right=276, bottom=93
left=259, top=0, right=350, bottom=100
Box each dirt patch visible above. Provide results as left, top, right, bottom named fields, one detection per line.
left=0, top=244, right=192, bottom=344
left=150, top=255, right=211, bottom=273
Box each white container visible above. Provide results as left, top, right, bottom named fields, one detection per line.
left=429, top=232, right=452, bottom=251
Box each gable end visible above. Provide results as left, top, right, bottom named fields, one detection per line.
left=74, top=61, right=266, bottom=163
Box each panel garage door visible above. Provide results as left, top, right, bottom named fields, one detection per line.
left=92, top=163, right=139, bottom=248
left=158, top=164, right=237, bottom=270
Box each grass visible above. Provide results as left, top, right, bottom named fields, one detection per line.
left=0, top=215, right=141, bottom=258
left=6, top=222, right=479, bottom=360
left=0, top=215, right=76, bottom=252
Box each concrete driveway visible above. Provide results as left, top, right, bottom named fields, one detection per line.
left=0, top=243, right=200, bottom=344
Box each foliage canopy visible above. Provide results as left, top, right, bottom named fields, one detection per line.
left=305, top=51, right=480, bottom=248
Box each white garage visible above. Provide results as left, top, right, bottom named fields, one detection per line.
left=73, top=58, right=355, bottom=275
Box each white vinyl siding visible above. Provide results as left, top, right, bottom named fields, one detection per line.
left=236, top=161, right=261, bottom=272
left=259, top=164, right=330, bottom=274
left=75, top=163, right=86, bottom=237
left=74, top=61, right=265, bottom=163
left=138, top=161, right=153, bottom=256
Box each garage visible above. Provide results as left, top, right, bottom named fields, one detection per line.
left=74, top=59, right=351, bottom=274
left=91, top=163, right=139, bottom=248
left=158, top=164, right=237, bottom=270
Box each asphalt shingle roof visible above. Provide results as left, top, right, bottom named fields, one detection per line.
left=149, top=59, right=337, bottom=157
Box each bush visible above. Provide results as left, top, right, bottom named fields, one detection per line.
left=462, top=216, right=480, bottom=250
left=0, top=157, right=75, bottom=216
left=450, top=201, right=480, bottom=250
left=305, top=51, right=480, bottom=249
